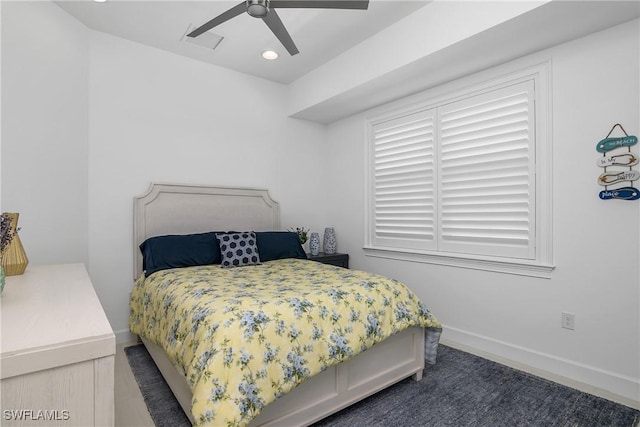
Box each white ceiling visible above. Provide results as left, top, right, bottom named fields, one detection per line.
left=55, top=0, right=429, bottom=84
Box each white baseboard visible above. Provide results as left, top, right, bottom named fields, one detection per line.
left=440, top=325, right=640, bottom=410
left=115, top=328, right=139, bottom=345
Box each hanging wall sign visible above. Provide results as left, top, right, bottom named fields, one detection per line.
left=596, top=135, right=637, bottom=153
left=599, top=187, right=640, bottom=200
left=598, top=170, right=640, bottom=185
left=596, top=152, right=638, bottom=167
left=596, top=124, right=639, bottom=201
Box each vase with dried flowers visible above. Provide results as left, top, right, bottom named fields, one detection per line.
left=0, top=213, right=16, bottom=293
left=1, top=212, right=28, bottom=280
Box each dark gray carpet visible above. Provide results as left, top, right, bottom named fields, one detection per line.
left=125, top=344, right=191, bottom=427
left=125, top=344, right=639, bottom=427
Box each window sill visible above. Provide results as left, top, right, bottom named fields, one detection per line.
left=363, top=247, right=554, bottom=279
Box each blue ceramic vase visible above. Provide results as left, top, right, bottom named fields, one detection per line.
left=309, top=232, right=320, bottom=256
left=323, top=227, right=337, bottom=255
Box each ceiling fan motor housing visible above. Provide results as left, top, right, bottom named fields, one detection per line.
left=247, top=0, right=269, bottom=18
left=188, top=0, right=369, bottom=56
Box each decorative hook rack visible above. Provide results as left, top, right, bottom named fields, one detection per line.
left=597, top=123, right=639, bottom=200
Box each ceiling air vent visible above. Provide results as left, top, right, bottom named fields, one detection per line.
left=181, top=24, right=223, bottom=50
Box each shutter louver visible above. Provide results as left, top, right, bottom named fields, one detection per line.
left=438, top=82, right=535, bottom=258
left=372, top=110, right=436, bottom=250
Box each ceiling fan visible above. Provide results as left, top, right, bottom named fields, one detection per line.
left=187, top=0, right=370, bottom=56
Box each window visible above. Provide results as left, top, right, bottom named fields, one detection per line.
left=365, top=63, right=553, bottom=278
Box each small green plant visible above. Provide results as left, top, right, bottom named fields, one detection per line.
left=288, top=227, right=309, bottom=244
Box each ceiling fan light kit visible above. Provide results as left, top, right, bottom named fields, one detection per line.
left=247, top=0, right=270, bottom=18
left=187, top=0, right=369, bottom=56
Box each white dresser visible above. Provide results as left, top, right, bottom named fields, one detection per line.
left=1, top=264, right=115, bottom=426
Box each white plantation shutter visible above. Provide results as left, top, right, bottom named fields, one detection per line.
left=371, top=109, right=436, bottom=250
left=438, top=82, right=535, bottom=258
left=366, top=64, right=552, bottom=276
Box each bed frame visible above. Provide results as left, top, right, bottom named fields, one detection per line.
left=133, top=183, right=426, bottom=426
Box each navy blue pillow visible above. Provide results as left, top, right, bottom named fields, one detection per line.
left=140, top=232, right=222, bottom=277
left=256, top=231, right=307, bottom=262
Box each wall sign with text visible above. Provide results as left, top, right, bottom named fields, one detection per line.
left=597, top=124, right=639, bottom=201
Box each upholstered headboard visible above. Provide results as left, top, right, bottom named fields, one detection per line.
left=133, top=183, right=280, bottom=279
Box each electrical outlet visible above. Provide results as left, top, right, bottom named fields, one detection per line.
left=561, top=312, right=575, bottom=330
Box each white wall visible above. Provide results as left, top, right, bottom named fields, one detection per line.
left=325, top=20, right=640, bottom=406
left=1, top=1, right=89, bottom=265
left=287, top=0, right=547, bottom=120
left=287, top=1, right=639, bottom=124
left=1, top=2, right=328, bottom=340
left=87, top=32, right=328, bottom=339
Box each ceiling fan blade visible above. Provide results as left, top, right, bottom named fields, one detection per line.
left=262, top=9, right=300, bottom=56
left=270, top=0, right=369, bottom=9
left=187, top=2, right=246, bottom=38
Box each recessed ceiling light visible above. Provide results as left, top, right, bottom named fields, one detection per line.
left=93, top=0, right=108, bottom=2
left=261, top=50, right=279, bottom=61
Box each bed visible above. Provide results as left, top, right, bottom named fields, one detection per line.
left=129, top=183, right=442, bottom=427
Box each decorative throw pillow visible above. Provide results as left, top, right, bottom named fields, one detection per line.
left=216, top=232, right=261, bottom=268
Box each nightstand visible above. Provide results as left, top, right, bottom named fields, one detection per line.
left=307, top=252, right=349, bottom=268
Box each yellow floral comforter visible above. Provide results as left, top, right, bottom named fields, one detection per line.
left=129, top=258, right=441, bottom=426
